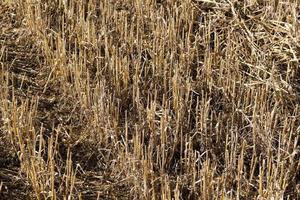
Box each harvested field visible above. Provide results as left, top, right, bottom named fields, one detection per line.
left=0, top=0, right=299, bottom=199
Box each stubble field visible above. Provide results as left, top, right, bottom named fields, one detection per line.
left=0, top=0, right=299, bottom=199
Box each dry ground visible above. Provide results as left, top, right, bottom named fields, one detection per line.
left=0, top=0, right=300, bottom=199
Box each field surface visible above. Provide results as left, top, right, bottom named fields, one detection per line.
left=0, top=0, right=299, bottom=199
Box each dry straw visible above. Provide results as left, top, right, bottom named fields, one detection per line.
left=0, top=0, right=299, bottom=199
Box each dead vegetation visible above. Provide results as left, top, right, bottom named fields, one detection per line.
left=0, top=0, right=299, bottom=199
